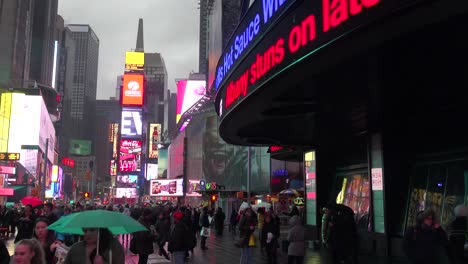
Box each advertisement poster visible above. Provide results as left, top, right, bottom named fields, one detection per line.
left=122, top=74, right=144, bottom=106
left=69, top=140, right=92, bottom=156
left=150, top=179, right=183, bottom=196
left=119, top=139, right=142, bottom=173
left=116, top=188, right=138, bottom=198
left=176, top=80, right=206, bottom=122
left=116, top=175, right=138, bottom=188
left=148, top=123, right=161, bottom=159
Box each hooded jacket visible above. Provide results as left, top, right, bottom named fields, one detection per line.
left=287, top=215, right=305, bottom=256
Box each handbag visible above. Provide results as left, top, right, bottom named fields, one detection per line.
left=201, top=227, right=211, bottom=237
left=248, top=234, right=256, bottom=247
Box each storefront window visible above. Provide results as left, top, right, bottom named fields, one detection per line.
left=405, top=160, right=468, bottom=231
left=335, top=172, right=370, bottom=230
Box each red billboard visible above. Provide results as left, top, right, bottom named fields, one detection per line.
left=119, top=139, right=142, bottom=173
left=121, top=74, right=144, bottom=106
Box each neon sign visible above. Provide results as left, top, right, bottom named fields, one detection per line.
left=215, top=0, right=297, bottom=91
left=216, top=0, right=386, bottom=117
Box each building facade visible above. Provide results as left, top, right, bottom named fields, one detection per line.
left=64, top=24, right=99, bottom=142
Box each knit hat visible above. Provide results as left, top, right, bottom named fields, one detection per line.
left=173, top=211, right=184, bottom=220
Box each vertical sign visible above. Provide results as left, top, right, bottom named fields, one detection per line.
left=148, top=124, right=161, bottom=159
left=370, top=133, right=385, bottom=233
left=305, top=151, right=317, bottom=226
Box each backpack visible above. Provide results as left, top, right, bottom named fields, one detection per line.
left=183, top=223, right=197, bottom=250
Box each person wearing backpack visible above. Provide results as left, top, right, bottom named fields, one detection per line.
left=326, top=202, right=358, bottom=264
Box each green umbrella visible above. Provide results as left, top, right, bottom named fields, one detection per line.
left=48, top=210, right=147, bottom=235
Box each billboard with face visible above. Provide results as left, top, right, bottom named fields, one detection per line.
left=186, top=111, right=270, bottom=192
left=150, top=179, right=183, bottom=196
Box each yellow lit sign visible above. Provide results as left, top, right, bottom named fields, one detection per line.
left=125, top=52, right=144, bottom=71
left=0, top=152, right=20, bottom=161
left=51, top=165, right=59, bottom=182
left=0, top=93, right=12, bottom=152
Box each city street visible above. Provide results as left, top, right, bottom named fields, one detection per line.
left=4, top=227, right=410, bottom=264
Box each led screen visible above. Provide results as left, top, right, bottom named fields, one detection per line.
left=168, top=131, right=184, bottom=179
left=121, top=74, right=144, bottom=106
left=116, top=188, right=138, bottom=198
left=176, top=80, right=206, bottom=122
left=69, top=139, right=92, bottom=156
left=119, top=139, right=142, bottom=173
left=116, top=175, right=138, bottom=188
left=148, top=123, right=161, bottom=159
left=8, top=95, right=55, bottom=162
left=109, top=159, right=117, bottom=176
left=146, top=163, right=158, bottom=180
left=125, top=51, right=144, bottom=71
left=121, top=109, right=142, bottom=138
left=186, top=180, right=202, bottom=197
left=150, top=179, right=183, bottom=197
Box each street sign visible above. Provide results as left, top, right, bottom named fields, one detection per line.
left=0, top=152, right=20, bottom=161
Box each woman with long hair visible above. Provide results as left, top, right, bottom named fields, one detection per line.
left=13, top=238, right=46, bottom=264
left=64, top=228, right=125, bottom=264
left=33, top=217, right=60, bottom=263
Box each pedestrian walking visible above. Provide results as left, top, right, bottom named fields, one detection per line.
left=15, top=205, right=36, bottom=243
left=0, top=239, right=10, bottom=264
left=155, top=212, right=171, bottom=260
left=238, top=207, right=257, bottom=264
left=287, top=215, right=305, bottom=264
left=199, top=207, right=210, bottom=250
left=168, top=211, right=196, bottom=264
left=230, top=208, right=238, bottom=236
left=214, top=207, right=226, bottom=236
left=403, top=209, right=450, bottom=264
left=262, top=213, right=280, bottom=264
left=134, top=208, right=155, bottom=264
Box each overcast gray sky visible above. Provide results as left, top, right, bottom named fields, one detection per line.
left=58, top=0, right=200, bottom=99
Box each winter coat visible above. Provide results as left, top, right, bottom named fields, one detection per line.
left=403, top=225, right=450, bottom=264
left=168, top=221, right=190, bottom=252
left=287, top=215, right=305, bottom=256
left=261, top=220, right=280, bottom=248
left=238, top=214, right=258, bottom=247
left=134, top=217, right=154, bottom=255
left=155, top=217, right=171, bottom=243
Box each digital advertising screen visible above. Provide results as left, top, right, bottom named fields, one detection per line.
left=121, top=74, right=144, bottom=106
left=146, top=163, right=158, bottom=180
left=125, top=51, right=144, bottom=71
left=176, top=80, right=206, bottom=123
left=150, top=179, right=183, bottom=197
left=186, top=180, right=202, bottom=197
left=116, top=188, right=138, bottom=198
left=119, top=139, right=142, bottom=173
left=109, top=159, right=117, bottom=176
left=121, top=109, right=142, bottom=138
left=116, top=175, right=138, bottom=188
left=69, top=139, right=92, bottom=156
left=148, top=123, right=161, bottom=159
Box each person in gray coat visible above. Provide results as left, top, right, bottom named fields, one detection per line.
left=287, top=215, right=305, bottom=264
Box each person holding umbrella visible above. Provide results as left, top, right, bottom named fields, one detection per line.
left=64, top=228, right=124, bottom=264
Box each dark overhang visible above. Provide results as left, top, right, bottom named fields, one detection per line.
left=214, top=0, right=468, bottom=146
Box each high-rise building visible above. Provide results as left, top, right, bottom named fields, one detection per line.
left=0, top=0, right=35, bottom=87
left=145, top=53, right=168, bottom=132
left=29, top=0, right=59, bottom=87
left=94, top=99, right=120, bottom=188
left=57, top=27, right=76, bottom=159
left=115, top=75, right=122, bottom=100
left=64, top=24, right=99, bottom=141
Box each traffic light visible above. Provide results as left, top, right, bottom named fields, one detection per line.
left=211, top=194, right=218, bottom=202
left=84, top=192, right=90, bottom=198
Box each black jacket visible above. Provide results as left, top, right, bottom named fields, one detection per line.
left=168, top=221, right=190, bottom=252
left=134, top=217, right=155, bottom=255
left=0, top=240, right=10, bottom=264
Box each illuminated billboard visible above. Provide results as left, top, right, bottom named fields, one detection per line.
left=125, top=51, right=144, bottom=71
left=8, top=94, right=55, bottom=162
left=176, top=80, right=206, bottom=122
left=148, top=123, right=161, bottom=159
left=119, top=139, right=142, bottom=173
left=150, top=179, right=183, bottom=197
left=116, top=175, right=138, bottom=188
left=121, top=74, right=144, bottom=106
left=121, top=109, right=142, bottom=138
left=146, top=163, right=158, bottom=180
left=109, top=159, right=117, bottom=176
left=0, top=93, right=12, bottom=152
left=69, top=139, right=92, bottom=156
left=116, top=188, right=138, bottom=198
left=111, top=123, right=119, bottom=158
left=51, top=165, right=59, bottom=182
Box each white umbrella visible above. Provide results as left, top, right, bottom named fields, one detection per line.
left=239, top=201, right=250, bottom=211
